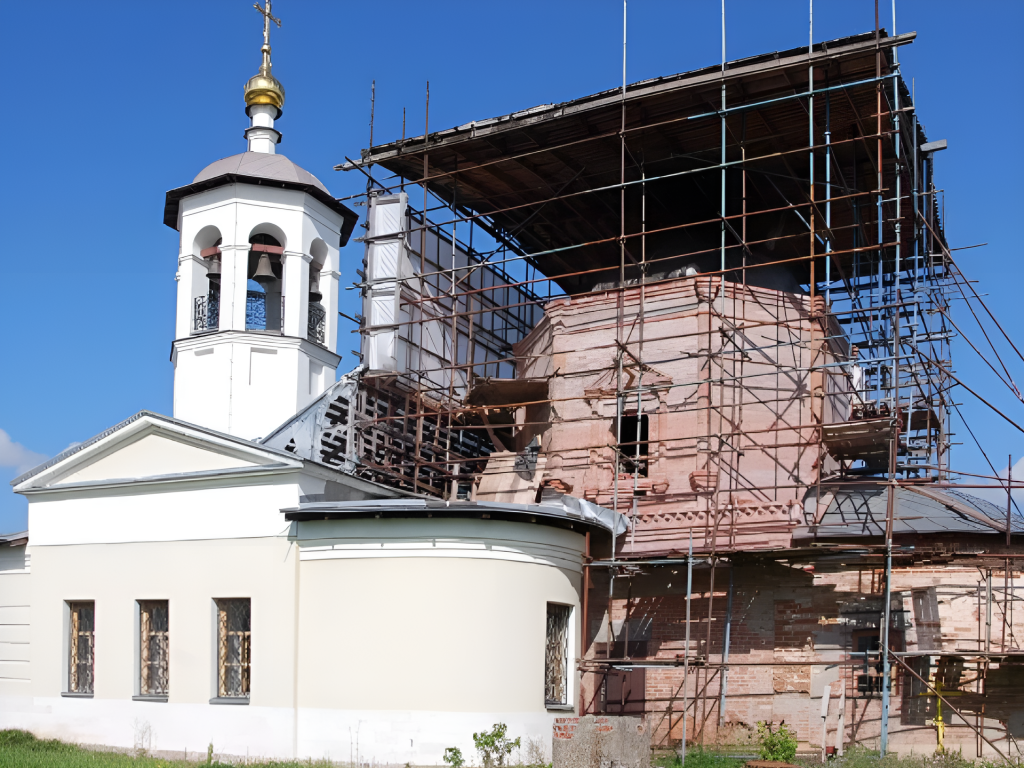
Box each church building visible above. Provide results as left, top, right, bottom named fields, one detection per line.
left=0, top=5, right=614, bottom=762
left=6, top=3, right=1022, bottom=761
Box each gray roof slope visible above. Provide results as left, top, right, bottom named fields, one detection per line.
left=194, top=152, right=329, bottom=193
left=164, top=153, right=359, bottom=245
left=282, top=496, right=629, bottom=536
left=798, top=485, right=1024, bottom=539
left=8, top=411, right=302, bottom=488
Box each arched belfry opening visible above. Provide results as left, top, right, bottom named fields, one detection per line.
left=193, top=225, right=223, bottom=333
left=247, top=232, right=284, bottom=332
left=308, top=238, right=328, bottom=345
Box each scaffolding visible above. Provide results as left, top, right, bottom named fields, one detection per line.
left=334, top=8, right=1024, bottom=759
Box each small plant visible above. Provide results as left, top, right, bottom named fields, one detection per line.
left=522, top=736, right=548, bottom=768
left=755, top=721, right=798, bottom=763
left=206, top=742, right=215, bottom=765
left=444, top=746, right=467, bottom=768
left=474, top=723, right=522, bottom=768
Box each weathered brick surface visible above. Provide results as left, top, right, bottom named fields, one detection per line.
left=552, top=715, right=650, bottom=768
left=508, top=278, right=847, bottom=554
left=583, top=563, right=1023, bottom=756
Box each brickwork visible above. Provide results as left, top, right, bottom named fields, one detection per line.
left=552, top=715, right=650, bottom=768
left=508, top=276, right=849, bottom=555
left=583, top=563, right=1024, bottom=756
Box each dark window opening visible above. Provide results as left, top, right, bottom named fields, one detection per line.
left=617, top=413, right=649, bottom=477
left=601, top=667, right=647, bottom=714
left=852, top=630, right=897, bottom=694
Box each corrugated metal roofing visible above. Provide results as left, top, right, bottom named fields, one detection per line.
left=798, top=485, right=1024, bottom=540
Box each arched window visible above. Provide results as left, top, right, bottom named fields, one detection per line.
left=247, top=233, right=284, bottom=332
left=192, top=226, right=223, bottom=333
left=307, top=238, right=329, bottom=346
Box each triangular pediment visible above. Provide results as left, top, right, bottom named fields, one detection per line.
left=15, top=412, right=301, bottom=492
left=56, top=432, right=263, bottom=485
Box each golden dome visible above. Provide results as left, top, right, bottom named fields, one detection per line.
left=244, top=45, right=285, bottom=113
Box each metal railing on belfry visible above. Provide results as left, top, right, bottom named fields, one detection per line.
left=193, top=292, right=219, bottom=333
left=307, top=303, right=326, bottom=347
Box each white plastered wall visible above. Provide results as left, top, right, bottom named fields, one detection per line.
left=20, top=537, right=298, bottom=758
left=0, top=544, right=31, bottom=701
left=294, top=518, right=583, bottom=765
left=1, top=466, right=306, bottom=757
left=6, top=424, right=585, bottom=764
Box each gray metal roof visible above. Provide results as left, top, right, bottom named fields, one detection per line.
left=0, top=531, right=27, bottom=545
left=193, top=152, right=328, bottom=193
left=9, top=411, right=301, bottom=488
left=282, top=495, right=629, bottom=536
left=165, top=152, right=358, bottom=244
left=798, top=485, right=1024, bottom=540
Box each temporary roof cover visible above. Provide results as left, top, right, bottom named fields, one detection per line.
left=798, top=485, right=1024, bottom=540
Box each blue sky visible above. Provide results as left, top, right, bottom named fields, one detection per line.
left=2, top=1, right=1022, bottom=531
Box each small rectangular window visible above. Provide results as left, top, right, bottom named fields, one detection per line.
left=617, top=413, right=649, bottom=477
left=216, top=599, right=251, bottom=699
left=139, top=601, right=169, bottom=697
left=545, top=603, right=572, bottom=707
left=68, top=601, right=95, bottom=694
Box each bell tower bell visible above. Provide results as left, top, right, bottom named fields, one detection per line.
left=162, top=4, right=358, bottom=439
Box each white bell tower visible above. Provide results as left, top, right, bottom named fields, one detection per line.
left=164, top=2, right=358, bottom=439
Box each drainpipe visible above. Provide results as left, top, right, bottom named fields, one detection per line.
left=718, top=567, right=734, bottom=728
left=580, top=531, right=590, bottom=714
left=680, top=534, right=694, bottom=765
left=985, top=569, right=992, bottom=652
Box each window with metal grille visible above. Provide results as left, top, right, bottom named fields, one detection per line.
left=139, top=601, right=169, bottom=697
left=216, top=599, right=251, bottom=699
left=545, top=603, right=572, bottom=707
left=68, top=601, right=95, bottom=694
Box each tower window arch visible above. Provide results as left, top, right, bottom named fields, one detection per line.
left=247, top=232, right=284, bottom=332
left=192, top=226, right=223, bottom=334
left=307, top=238, right=329, bottom=346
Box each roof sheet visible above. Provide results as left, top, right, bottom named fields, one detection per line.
left=282, top=495, right=628, bottom=535
left=194, top=152, right=329, bottom=193
left=164, top=154, right=359, bottom=245
left=343, top=30, right=929, bottom=294
left=798, top=485, right=1024, bottom=540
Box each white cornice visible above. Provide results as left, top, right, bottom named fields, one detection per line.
left=172, top=330, right=341, bottom=367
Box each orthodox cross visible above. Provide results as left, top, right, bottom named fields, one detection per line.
left=254, top=1, right=281, bottom=48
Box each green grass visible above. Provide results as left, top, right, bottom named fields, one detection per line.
left=813, top=747, right=1005, bottom=768
left=651, top=746, right=1008, bottom=768
left=1, top=731, right=1010, bottom=768
left=654, top=747, right=747, bottom=768
left=0, top=730, right=338, bottom=768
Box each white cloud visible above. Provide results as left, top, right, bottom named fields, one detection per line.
left=968, top=455, right=1024, bottom=513
left=0, top=429, right=48, bottom=475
